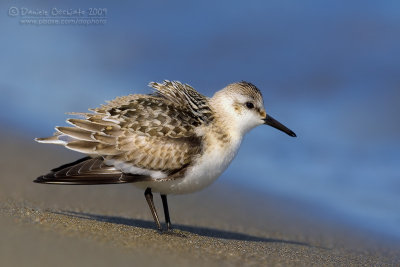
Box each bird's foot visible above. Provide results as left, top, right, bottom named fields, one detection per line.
left=161, top=229, right=187, bottom=237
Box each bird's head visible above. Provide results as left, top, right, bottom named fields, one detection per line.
left=210, top=81, right=296, bottom=137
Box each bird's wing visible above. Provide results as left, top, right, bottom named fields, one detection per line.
left=34, top=157, right=153, bottom=185
left=149, top=80, right=213, bottom=123
left=36, top=83, right=211, bottom=181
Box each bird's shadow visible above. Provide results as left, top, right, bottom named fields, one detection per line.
left=54, top=210, right=318, bottom=248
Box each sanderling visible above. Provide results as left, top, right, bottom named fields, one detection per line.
left=35, top=80, right=296, bottom=231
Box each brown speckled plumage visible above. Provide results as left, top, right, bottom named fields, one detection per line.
left=41, top=81, right=213, bottom=176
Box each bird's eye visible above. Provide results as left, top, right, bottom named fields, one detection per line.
left=245, top=102, right=254, bottom=109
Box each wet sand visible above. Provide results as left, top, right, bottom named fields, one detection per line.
left=1, top=131, right=399, bottom=266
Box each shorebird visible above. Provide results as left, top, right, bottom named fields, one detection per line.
left=35, top=81, right=296, bottom=231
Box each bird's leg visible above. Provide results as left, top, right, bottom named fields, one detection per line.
left=161, top=194, right=172, bottom=230
left=144, top=188, right=162, bottom=231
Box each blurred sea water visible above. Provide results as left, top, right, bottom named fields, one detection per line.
left=1, top=1, right=399, bottom=238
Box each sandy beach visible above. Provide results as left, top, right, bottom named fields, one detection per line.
left=1, top=130, right=399, bottom=266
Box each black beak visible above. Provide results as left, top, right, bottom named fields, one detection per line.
left=264, top=115, right=296, bottom=137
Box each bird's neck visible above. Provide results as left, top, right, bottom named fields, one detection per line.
left=208, top=97, right=246, bottom=139
left=202, top=112, right=244, bottom=155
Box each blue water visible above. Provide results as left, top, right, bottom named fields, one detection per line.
left=1, top=1, right=399, bottom=238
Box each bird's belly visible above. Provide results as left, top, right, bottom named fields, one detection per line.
left=134, top=143, right=240, bottom=194
left=133, top=169, right=220, bottom=195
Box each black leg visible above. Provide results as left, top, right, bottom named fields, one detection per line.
left=144, top=188, right=162, bottom=231
left=161, top=194, right=172, bottom=230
